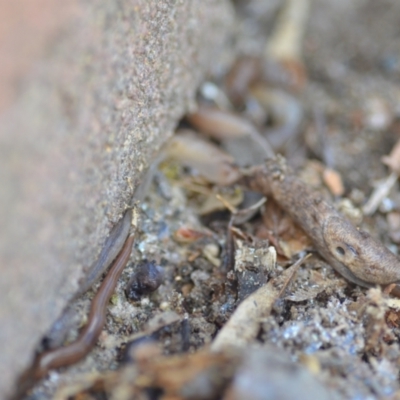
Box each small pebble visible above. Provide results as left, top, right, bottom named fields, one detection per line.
left=125, top=260, right=164, bottom=301
left=202, top=243, right=221, bottom=267
left=363, top=96, right=392, bottom=131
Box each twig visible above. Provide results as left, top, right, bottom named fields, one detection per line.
left=265, top=0, right=310, bottom=64
left=264, top=0, right=310, bottom=89
left=277, top=253, right=311, bottom=298
left=362, top=172, right=398, bottom=216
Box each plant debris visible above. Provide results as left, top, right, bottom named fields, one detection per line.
left=212, top=254, right=309, bottom=351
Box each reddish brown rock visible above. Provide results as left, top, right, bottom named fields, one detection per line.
left=0, top=1, right=234, bottom=397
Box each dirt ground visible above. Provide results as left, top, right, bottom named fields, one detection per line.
left=22, top=1, right=400, bottom=399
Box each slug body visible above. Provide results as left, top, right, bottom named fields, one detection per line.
left=322, top=216, right=400, bottom=285
left=33, top=233, right=135, bottom=379
left=244, top=156, right=400, bottom=287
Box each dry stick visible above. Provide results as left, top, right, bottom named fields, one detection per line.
left=363, top=137, right=400, bottom=215
left=362, top=172, right=398, bottom=216
left=242, top=156, right=400, bottom=288
left=265, top=0, right=310, bottom=66
left=277, top=253, right=311, bottom=298
left=211, top=254, right=308, bottom=351
left=216, top=193, right=267, bottom=225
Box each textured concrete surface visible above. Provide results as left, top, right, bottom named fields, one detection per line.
left=0, top=0, right=234, bottom=398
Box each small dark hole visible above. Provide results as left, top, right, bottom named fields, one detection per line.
left=336, top=246, right=345, bottom=256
